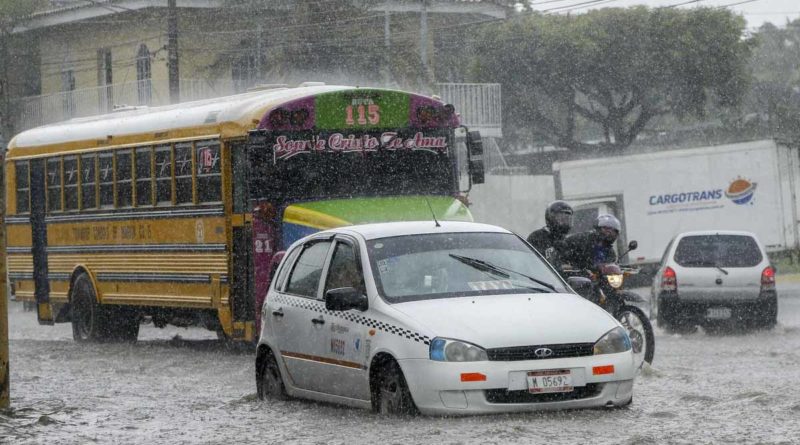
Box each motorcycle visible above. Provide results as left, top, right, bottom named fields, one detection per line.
left=562, top=241, right=655, bottom=369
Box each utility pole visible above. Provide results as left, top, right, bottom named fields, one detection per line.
left=167, top=0, right=180, bottom=103
left=420, top=0, right=428, bottom=76
left=1, top=142, right=8, bottom=410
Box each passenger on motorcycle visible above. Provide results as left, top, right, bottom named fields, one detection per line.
left=560, top=214, right=621, bottom=272
left=527, top=200, right=573, bottom=266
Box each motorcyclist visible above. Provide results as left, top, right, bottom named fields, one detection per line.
left=560, top=214, right=620, bottom=271
left=527, top=200, right=573, bottom=265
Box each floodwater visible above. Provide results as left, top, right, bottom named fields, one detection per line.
left=3, top=284, right=800, bottom=445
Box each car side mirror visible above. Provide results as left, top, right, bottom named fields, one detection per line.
left=628, top=240, right=638, bottom=251
left=566, top=276, right=593, bottom=299
left=325, top=287, right=368, bottom=312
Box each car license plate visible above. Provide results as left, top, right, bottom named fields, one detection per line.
left=527, top=369, right=573, bottom=393
left=706, top=307, right=732, bottom=319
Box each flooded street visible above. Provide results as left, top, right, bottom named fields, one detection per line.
left=4, top=283, right=800, bottom=445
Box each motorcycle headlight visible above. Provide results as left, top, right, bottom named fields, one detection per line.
left=593, top=327, right=631, bottom=355
left=606, top=274, right=624, bottom=289
left=430, top=338, right=489, bottom=362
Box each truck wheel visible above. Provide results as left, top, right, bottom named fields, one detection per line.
left=70, top=273, right=109, bottom=342
left=373, top=360, right=417, bottom=416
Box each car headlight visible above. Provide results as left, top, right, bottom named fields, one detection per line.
left=606, top=274, right=624, bottom=289
left=430, top=338, right=489, bottom=362
left=593, top=327, right=631, bottom=355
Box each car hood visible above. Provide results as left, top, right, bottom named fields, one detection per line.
left=390, top=292, right=618, bottom=349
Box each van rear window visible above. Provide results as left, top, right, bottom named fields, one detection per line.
left=674, top=235, right=762, bottom=268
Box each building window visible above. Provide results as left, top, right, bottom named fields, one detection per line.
left=97, top=47, right=113, bottom=112
left=136, top=44, right=152, bottom=105
left=61, top=69, right=76, bottom=118
left=232, top=44, right=261, bottom=93
left=15, top=161, right=30, bottom=214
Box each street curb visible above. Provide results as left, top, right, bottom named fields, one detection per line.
left=777, top=273, right=800, bottom=283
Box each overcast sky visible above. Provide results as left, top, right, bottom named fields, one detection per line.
left=529, top=0, right=800, bottom=30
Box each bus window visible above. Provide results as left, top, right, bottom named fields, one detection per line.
left=15, top=160, right=30, bottom=214
left=197, top=141, right=221, bottom=203
left=81, top=154, right=97, bottom=210
left=155, top=145, right=172, bottom=205
left=46, top=157, right=62, bottom=213
left=117, top=150, right=133, bottom=207
left=175, top=143, right=193, bottom=204
left=99, top=153, right=114, bottom=208
left=64, top=156, right=79, bottom=211
left=135, top=147, right=152, bottom=206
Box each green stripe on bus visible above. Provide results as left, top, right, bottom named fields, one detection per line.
left=288, top=195, right=472, bottom=226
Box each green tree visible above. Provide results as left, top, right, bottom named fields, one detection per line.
left=747, top=19, right=800, bottom=139
left=1, top=0, right=45, bottom=147
left=472, top=7, right=753, bottom=151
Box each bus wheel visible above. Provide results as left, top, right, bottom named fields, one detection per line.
left=71, top=273, right=108, bottom=342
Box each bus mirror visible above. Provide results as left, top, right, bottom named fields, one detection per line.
left=466, top=131, right=485, bottom=185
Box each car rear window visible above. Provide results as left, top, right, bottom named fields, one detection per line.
left=674, top=235, right=762, bottom=268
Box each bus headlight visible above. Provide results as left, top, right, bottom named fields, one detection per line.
left=430, top=338, right=488, bottom=362
left=606, top=274, right=624, bottom=289
left=594, top=327, right=631, bottom=355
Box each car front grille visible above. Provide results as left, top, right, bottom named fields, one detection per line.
left=486, top=343, right=594, bottom=361
left=484, top=384, right=602, bottom=404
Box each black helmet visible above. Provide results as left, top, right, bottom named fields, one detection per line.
left=594, top=214, right=621, bottom=244
left=545, top=200, right=573, bottom=236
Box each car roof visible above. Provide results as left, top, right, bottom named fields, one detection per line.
left=674, top=230, right=759, bottom=238
left=327, top=221, right=512, bottom=241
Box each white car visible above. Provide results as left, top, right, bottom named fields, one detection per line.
left=255, top=221, right=635, bottom=415
left=651, top=230, right=777, bottom=331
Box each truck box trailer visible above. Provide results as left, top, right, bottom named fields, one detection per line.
left=553, top=139, right=800, bottom=275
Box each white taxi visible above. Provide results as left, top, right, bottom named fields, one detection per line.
left=255, top=221, right=635, bottom=415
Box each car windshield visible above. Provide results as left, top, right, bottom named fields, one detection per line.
left=674, top=235, right=763, bottom=268
left=367, top=232, right=567, bottom=303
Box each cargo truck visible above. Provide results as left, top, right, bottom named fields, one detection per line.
left=553, top=139, right=800, bottom=278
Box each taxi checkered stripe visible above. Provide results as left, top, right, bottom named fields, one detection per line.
left=271, top=293, right=431, bottom=345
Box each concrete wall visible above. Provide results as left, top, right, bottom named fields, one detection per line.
left=468, top=174, right=556, bottom=238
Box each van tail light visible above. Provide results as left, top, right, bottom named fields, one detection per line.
left=661, top=266, right=677, bottom=291
left=761, top=266, right=776, bottom=292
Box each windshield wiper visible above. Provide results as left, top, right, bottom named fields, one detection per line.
left=715, top=265, right=729, bottom=275
left=448, top=254, right=556, bottom=292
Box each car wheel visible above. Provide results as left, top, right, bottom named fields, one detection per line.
left=757, top=295, right=778, bottom=330
left=257, top=347, right=287, bottom=400
left=374, top=360, right=417, bottom=416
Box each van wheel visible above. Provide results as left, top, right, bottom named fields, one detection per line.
left=257, top=348, right=287, bottom=400
left=70, top=273, right=108, bottom=342
left=374, top=360, right=417, bottom=416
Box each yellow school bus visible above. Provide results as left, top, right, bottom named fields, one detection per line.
left=4, top=84, right=484, bottom=343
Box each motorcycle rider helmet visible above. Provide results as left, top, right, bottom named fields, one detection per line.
left=594, top=214, right=621, bottom=244
left=545, top=200, right=573, bottom=236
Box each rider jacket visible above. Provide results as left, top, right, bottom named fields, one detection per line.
left=560, top=230, right=617, bottom=271
left=526, top=227, right=565, bottom=265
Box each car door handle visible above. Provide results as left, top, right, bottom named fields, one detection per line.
left=272, top=308, right=284, bottom=317
left=311, top=316, right=325, bottom=325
